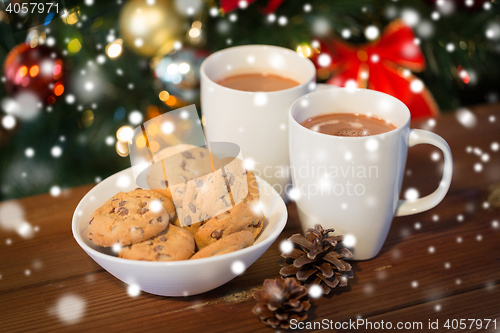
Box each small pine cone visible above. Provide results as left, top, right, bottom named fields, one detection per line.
left=252, top=278, right=311, bottom=329
left=278, top=224, right=354, bottom=295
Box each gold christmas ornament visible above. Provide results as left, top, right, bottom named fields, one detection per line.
left=119, top=0, right=187, bottom=58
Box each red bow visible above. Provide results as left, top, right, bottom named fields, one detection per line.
left=220, top=0, right=285, bottom=14
left=313, top=20, right=439, bottom=119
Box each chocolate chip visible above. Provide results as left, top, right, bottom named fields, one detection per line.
left=161, top=180, right=169, bottom=187
left=195, top=179, right=204, bottom=188
left=89, top=233, right=93, bottom=235
left=117, top=207, right=129, bottom=216
left=149, top=219, right=153, bottom=224
left=140, top=207, right=149, bottom=215
left=119, top=200, right=127, bottom=207
left=109, top=208, right=115, bottom=214
left=89, top=218, right=94, bottom=225
left=251, top=221, right=262, bottom=228
left=154, top=245, right=163, bottom=252
left=182, top=151, right=194, bottom=159
left=193, top=193, right=198, bottom=200
left=180, top=159, right=187, bottom=170
left=184, top=215, right=192, bottom=225
left=145, top=195, right=151, bottom=198
left=211, top=230, right=223, bottom=239
left=158, top=236, right=167, bottom=242
left=135, top=196, right=140, bottom=198
left=142, top=202, right=147, bottom=207
left=111, top=198, right=118, bottom=201
left=157, top=216, right=163, bottom=223
left=188, top=203, right=196, bottom=213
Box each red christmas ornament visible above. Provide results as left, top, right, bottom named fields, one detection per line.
left=220, top=0, right=285, bottom=14
left=3, top=43, right=65, bottom=105
left=312, top=20, right=439, bottom=119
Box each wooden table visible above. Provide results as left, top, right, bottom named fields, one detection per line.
left=1, top=104, right=499, bottom=333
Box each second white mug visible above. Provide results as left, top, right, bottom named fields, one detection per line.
left=289, top=88, right=453, bottom=260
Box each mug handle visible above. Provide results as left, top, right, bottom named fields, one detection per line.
left=395, top=129, right=453, bottom=216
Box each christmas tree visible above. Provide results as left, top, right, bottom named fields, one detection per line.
left=0, top=0, right=499, bottom=201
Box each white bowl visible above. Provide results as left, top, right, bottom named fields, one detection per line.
left=72, top=168, right=287, bottom=296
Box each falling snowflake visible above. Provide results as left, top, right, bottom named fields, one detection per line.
left=231, top=260, right=246, bottom=275
left=105, top=136, right=115, bottom=146
left=401, top=9, right=420, bottom=27
left=343, top=234, right=356, bottom=248
left=128, top=111, right=143, bottom=125
left=405, top=188, right=419, bottom=201
left=456, top=108, right=477, bottom=128
left=50, top=186, right=61, bottom=197
left=51, top=146, right=63, bottom=158
left=50, top=294, right=86, bottom=324
left=127, top=284, right=141, bottom=297
left=243, top=158, right=256, bottom=170
left=25, top=148, right=35, bottom=158
left=308, top=284, right=323, bottom=299
left=364, top=25, right=380, bottom=40
left=279, top=240, right=294, bottom=254
left=2, top=115, right=16, bottom=129
left=149, top=200, right=162, bottom=213
left=116, top=174, right=131, bottom=189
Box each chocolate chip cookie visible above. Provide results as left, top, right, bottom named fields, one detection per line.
left=185, top=171, right=265, bottom=249
left=88, top=189, right=175, bottom=247
left=147, top=144, right=220, bottom=209
left=119, top=225, right=195, bottom=261
left=190, top=231, right=254, bottom=260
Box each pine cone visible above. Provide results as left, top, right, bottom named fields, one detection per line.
left=252, top=278, right=310, bottom=329
left=278, top=224, right=354, bottom=295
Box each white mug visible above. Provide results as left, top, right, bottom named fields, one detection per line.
left=200, top=45, right=316, bottom=198
left=289, top=88, right=453, bottom=260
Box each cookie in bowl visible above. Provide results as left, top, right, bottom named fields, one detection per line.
left=190, top=230, right=254, bottom=260
left=119, top=224, right=195, bottom=261
left=184, top=170, right=265, bottom=250
left=87, top=189, right=175, bottom=247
